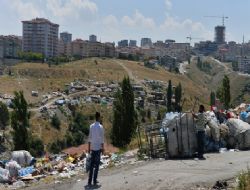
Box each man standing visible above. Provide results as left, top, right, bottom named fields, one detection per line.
left=88, top=112, right=104, bottom=186
left=192, top=105, right=207, bottom=160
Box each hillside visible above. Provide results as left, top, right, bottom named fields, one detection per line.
left=186, top=56, right=250, bottom=105
left=1, top=57, right=249, bottom=148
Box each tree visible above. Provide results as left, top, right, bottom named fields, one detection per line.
left=167, top=80, right=173, bottom=112
left=147, top=108, right=151, bottom=120
left=216, top=75, right=231, bottom=109
left=157, top=111, right=161, bottom=120
left=210, top=91, right=216, bottom=106
left=67, top=112, right=89, bottom=146
left=174, top=83, right=182, bottom=112
left=51, top=114, right=61, bottom=130
left=0, top=102, right=9, bottom=130
left=111, top=77, right=137, bottom=147
left=222, top=75, right=231, bottom=109
left=11, top=91, right=30, bottom=150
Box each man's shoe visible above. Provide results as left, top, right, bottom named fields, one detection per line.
left=94, top=180, right=99, bottom=185
left=198, top=156, right=206, bottom=160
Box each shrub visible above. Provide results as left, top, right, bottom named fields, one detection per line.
left=30, top=137, right=44, bottom=157
left=51, top=114, right=61, bottom=130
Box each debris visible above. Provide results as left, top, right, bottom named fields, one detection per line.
left=11, top=181, right=26, bottom=188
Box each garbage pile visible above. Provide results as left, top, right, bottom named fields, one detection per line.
left=0, top=147, right=138, bottom=189
left=158, top=103, right=250, bottom=158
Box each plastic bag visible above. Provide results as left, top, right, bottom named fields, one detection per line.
left=0, top=167, right=10, bottom=183
left=85, top=154, right=91, bottom=173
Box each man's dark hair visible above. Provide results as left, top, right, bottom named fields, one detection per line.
left=199, top=105, right=205, bottom=112
left=95, top=112, right=101, bottom=121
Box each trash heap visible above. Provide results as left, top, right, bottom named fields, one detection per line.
left=0, top=147, right=139, bottom=189
left=157, top=104, right=250, bottom=158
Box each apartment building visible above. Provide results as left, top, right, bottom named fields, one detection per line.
left=118, top=40, right=129, bottom=48
left=22, top=18, right=59, bottom=58
left=0, top=38, right=3, bottom=59
left=89, top=35, right=97, bottom=42
left=0, top=35, right=22, bottom=58
left=60, top=32, right=72, bottom=44
left=71, top=39, right=115, bottom=58
left=141, top=38, right=152, bottom=48
left=238, top=57, right=250, bottom=74
left=129, top=40, right=137, bottom=47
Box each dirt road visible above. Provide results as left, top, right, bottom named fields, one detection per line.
left=26, top=151, right=250, bottom=190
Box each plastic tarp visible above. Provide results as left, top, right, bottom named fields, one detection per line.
left=227, top=118, right=250, bottom=149
left=0, top=167, right=10, bottom=183
left=18, top=166, right=35, bottom=177
left=11, top=151, right=33, bottom=167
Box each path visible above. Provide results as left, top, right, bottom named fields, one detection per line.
left=27, top=151, right=250, bottom=190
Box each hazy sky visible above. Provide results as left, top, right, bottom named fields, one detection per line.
left=0, top=0, right=249, bottom=44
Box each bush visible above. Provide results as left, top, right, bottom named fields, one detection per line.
left=30, top=137, right=44, bottom=157
left=49, top=139, right=66, bottom=154
left=237, top=169, right=250, bottom=190
left=0, top=102, right=9, bottom=130
left=51, top=114, right=61, bottom=130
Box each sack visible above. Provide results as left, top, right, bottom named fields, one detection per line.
left=5, top=160, right=21, bottom=178
left=85, top=154, right=91, bottom=173
left=227, top=119, right=250, bottom=149
left=11, top=150, right=33, bottom=167
left=207, top=119, right=220, bottom=142
left=0, top=167, right=10, bottom=183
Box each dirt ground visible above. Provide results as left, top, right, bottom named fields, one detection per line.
left=23, top=151, right=250, bottom=190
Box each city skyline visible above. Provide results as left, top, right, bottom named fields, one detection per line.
left=0, top=0, right=249, bottom=44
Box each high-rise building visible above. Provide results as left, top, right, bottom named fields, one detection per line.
left=129, top=40, right=137, bottom=47
left=22, top=18, right=59, bottom=57
left=141, top=38, right=152, bottom=48
left=89, top=35, right=97, bottom=42
left=60, top=32, right=72, bottom=44
left=215, top=26, right=226, bottom=44
left=0, top=35, right=22, bottom=58
left=118, top=40, right=129, bottom=48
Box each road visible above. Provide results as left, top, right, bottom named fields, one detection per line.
left=26, top=151, right=250, bottom=190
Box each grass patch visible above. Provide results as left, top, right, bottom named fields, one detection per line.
left=236, top=169, right=250, bottom=190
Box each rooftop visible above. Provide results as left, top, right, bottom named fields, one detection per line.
left=22, top=18, right=59, bottom=27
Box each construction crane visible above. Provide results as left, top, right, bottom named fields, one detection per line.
left=186, top=35, right=203, bottom=43
left=204, top=15, right=229, bottom=26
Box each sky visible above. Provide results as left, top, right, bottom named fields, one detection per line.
left=0, top=0, right=249, bottom=44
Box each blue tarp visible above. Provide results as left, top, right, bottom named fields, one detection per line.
left=18, top=166, right=35, bottom=177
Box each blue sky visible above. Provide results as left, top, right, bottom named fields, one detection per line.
left=0, top=0, right=249, bottom=44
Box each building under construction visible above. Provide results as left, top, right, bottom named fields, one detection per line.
left=215, top=25, right=226, bottom=44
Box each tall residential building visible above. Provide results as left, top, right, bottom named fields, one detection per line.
left=0, top=38, right=3, bottom=59
left=22, top=18, right=59, bottom=57
left=89, top=35, right=97, bottom=42
left=71, top=39, right=115, bottom=58
left=215, top=26, right=226, bottom=44
left=0, top=35, right=22, bottom=58
left=141, top=38, right=152, bottom=48
left=129, top=40, right=137, bottom=47
left=238, top=57, right=250, bottom=74
left=60, top=32, right=72, bottom=44
left=118, top=40, right=128, bottom=48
